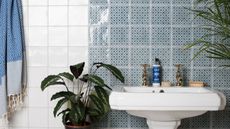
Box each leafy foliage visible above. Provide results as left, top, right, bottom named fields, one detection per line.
left=41, top=62, right=124, bottom=126
left=184, top=0, right=230, bottom=67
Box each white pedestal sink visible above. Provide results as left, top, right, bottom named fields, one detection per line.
left=109, top=86, right=226, bottom=129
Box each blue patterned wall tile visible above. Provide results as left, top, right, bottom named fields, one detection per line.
left=90, top=6, right=109, bottom=25
left=89, top=47, right=109, bottom=66
left=190, top=112, right=210, bottom=128
left=92, top=113, right=109, bottom=127
left=95, top=68, right=110, bottom=85
left=152, top=0, right=170, bottom=4
left=193, top=6, right=212, bottom=25
left=131, top=0, right=150, bottom=4
left=152, top=48, right=171, bottom=67
left=131, top=27, right=150, bottom=46
left=173, top=27, right=192, bottom=46
left=193, top=48, right=212, bottom=67
left=193, top=27, right=212, bottom=43
left=131, top=48, right=150, bottom=66
left=90, top=26, right=108, bottom=46
left=111, top=47, right=129, bottom=66
left=213, top=59, right=230, bottom=67
left=192, top=69, right=212, bottom=86
left=213, top=69, right=230, bottom=89
left=178, top=118, right=190, bottom=129
left=131, top=6, right=150, bottom=25
left=161, top=68, right=172, bottom=82
left=110, top=6, right=129, bottom=25
left=172, top=67, right=191, bottom=86
left=172, top=48, right=191, bottom=68
left=90, top=0, right=108, bottom=5
left=152, top=27, right=171, bottom=46
left=172, top=0, right=191, bottom=4
left=130, top=68, right=142, bottom=86
left=212, top=110, right=230, bottom=129
left=173, top=6, right=192, bottom=25
left=130, top=115, right=148, bottom=128
left=151, top=6, right=171, bottom=25
left=110, top=0, right=129, bottom=4
left=109, top=110, right=128, bottom=128
left=110, top=26, right=129, bottom=46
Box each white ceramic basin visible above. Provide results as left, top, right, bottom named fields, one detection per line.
left=109, top=86, right=226, bottom=129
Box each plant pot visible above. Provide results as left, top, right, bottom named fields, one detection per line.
left=65, top=122, right=91, bottom=129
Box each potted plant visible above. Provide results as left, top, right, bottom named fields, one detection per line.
left=185, top=0, right=230, bottom=67
left=40, top=62, right=124, bottom=129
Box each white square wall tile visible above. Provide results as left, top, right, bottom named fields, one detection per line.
left=49, top=27, right=68, bottom=46
left=69, top=26, right=89, bottom=46
left=29, top=0, right=47, bottom=5
left=28, top=108, right=49, bottom=128
left=48, top=108, right=63, bottom=128
left=29, top=7, right=47, bottom=26
left=49, top=0, right=68, bottom=5
left=10, top=108, right=28, bottom=127
left=28, top=67, right=47, bottom=87
left=68, top=46, right=88, bottom=71
left=28, top=87, right=49, bottom=107
left=69, top=6, right=88, bottom=25
left=49, top=6, right=68, bottom=26
left=69, top=0, right=89, bottom=5
left=21, top=0, right=28, bottom=6
left=29, top=27, right=48, bottom=46
left=48, top=47, right=68, bottom=67
left=27, top=46, right=48, bottom=66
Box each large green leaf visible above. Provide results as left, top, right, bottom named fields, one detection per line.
left=88, top=108, right=101, bottom=116
left=69, top=100, right=86, bottom=125
left=51, top=91, right=75, bottom=101
left=87, top=75, right=105, bottom=86
left=70, top=62, right=85, bottom=79
left=58, top=72, right=74, bottom=81
left=53, top=98, right=68, bottom=117
left=57, top=108, right=70, bottom=117
left=94, top=86, right=109, bottom=104
left=100, top=64, right=125, bottom=83
left=89, top=94, right=104, bottom=114
left=41, top=75, right=63, bottom=91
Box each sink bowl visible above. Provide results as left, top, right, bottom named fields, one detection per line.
left=109, top=86, right=226, bottom=129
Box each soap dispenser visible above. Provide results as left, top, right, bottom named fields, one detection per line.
left=152, top=58, right=161, bottom=87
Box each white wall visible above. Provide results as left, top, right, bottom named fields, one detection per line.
left=9, top=0, right=89, bottom=129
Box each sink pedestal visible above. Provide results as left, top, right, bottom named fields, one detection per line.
left=147, top=120, right=181, bottom=129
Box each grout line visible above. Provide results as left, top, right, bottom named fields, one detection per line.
left=127, top=0, right=131, bottom=128
left=190, top=0, right=194, bottom=81
left=149, top=0, right=152, bottom=66
left=170, top=0, right=173, bottom=83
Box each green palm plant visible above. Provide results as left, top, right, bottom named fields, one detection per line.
left=184, top=0, right=230, bottom=67
left=40, top=62, right=124, bottom=127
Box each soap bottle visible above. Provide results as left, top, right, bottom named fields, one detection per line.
left=152, top=58, right=161, bottom=87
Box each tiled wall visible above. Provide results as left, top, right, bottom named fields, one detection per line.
left=89, top=0, right=230, bottom=129
left=7, top=0, right=89, bottom=129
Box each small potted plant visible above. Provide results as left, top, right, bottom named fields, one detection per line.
left=41, top=62, right=124, bottom=129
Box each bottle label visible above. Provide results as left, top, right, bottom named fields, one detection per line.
left=153, top=66, right=160, bottom=83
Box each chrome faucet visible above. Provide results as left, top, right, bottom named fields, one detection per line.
left=174, top=64, right=183, bottom=86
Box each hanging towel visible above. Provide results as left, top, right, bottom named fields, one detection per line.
left=0, top=0, right=27, bottom=127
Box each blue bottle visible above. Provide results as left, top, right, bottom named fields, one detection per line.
left=152, top=58, right=161, bottom=87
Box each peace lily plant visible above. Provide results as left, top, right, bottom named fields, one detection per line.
left=40, top=62, right=124, bottom=129
left=185, top=0, right=230, bottom=67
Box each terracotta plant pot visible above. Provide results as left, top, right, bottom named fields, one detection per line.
left=65, top=122, right=91, bottom=129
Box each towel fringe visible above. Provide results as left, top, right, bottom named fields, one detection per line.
left=7, top=86, right=27, bottom=119
left=0, top=86, right=27, bottom=128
